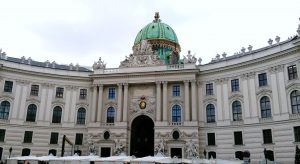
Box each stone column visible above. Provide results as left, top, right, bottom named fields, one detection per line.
left=197, top=82, right=204, bottom=123
left=249, top=77, right=258, bottom=118
left=222, top=79, right=230, bottom=121
left=162, top=81, right=168, bottom=121
left=63, top=86, right=72, bottom=123
left=184, top=80, right=190, bottom=121
left=18, top=81, right=29, bottom=120
left=216, top=79, right=223, bottom=121
left=123, top=83, right=128, bottom=122
left=44, top=84, right=54, bottom=122
left=69, top=87, right=77, bottom=122
left=156, top=81, right=162, bottom=121
left=277, top=65, right=288, bottom=115
left=191, top=80, right=197, bottom=121
left=91, top=85, right=97, bottom=122
left=11, top=83, right=22, bottom=119
left=241, top=74, right=251, bottom=120
left=38, top=84, right=48, bottom=121
left=97, top=84, right=103, bottom=122
left=117, top=83, right=123, bottom=122
left=269, top=67, right=280, bottom=117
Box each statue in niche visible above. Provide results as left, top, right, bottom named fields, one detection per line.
left=185, top=140, right=199, bottom=159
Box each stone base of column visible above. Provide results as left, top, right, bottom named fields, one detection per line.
left=37, top=121, right=50, bottom=126
left=9, top=119, right=23, bottom=125
left=88, top=122, right=101, bottom=127
left=62, top=122, right=74, bottom=128
left=216, top=120, right=230, bottom=126
left=273, top=114, right=289, bottom=121
left=155, top=121, right=169, bottom=126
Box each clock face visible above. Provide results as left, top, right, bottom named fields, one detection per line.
left=139, top=100, right=146, bottom=109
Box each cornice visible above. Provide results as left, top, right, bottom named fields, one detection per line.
left=199, top=48, right=300, bottom=76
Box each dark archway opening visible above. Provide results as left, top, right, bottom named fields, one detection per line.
left=130, top=115, right=154, bottom=157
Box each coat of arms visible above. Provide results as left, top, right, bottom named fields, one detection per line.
left=139, top=96, right=146, bottom=109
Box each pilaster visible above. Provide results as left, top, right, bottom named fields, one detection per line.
left=269, top=66, right=281, bottom=120
left=97, top=84, right=103, bottom=122
left=191, top=80, right=197, bottom=121
left=184, top=80, right=190, bottom=121
left=117, top=83, right=122, bottom=122
left=162, top=81, right=168, bottom=122
left=156, top=81, right=162, bottom=121
left=122, top=83, right=128, bottom=122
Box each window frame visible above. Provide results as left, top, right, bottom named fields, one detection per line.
left=52, top=106, right=62, bottom=123
left=55, top=87, right=64, bottom=98
left=108, top=87, right=116, bottom=99
left=79, top=89, right=87, bottom=100
left=26, top=104, right=37, bottom=122
left=206, top=83, right=214, bottom=95
left=23, top=131, right=33, bottom=143
left=258, top=73, right=268, bottom=87
left=262, top=129, right=273, bottom=144
left=4, top=81, right=13, bottom=93
left=106, top=107, right=115, bottom=123
left=30, top=85, right=39, bottom=96
left=294, top=126, right=300, bottom=142
left=288, top=65, right=298, bottom=80
left=76, top=108, right=86, bottom=125
left=50, top=132, right=59, bottom=144
left=232, top=101, right=242, bottom=121
left=75, top=133, right=83, bottom=145
left=291, top=90, right=300, bottom=114
left=207, top=133, right=216, bottom=146
left=234, top=131, right=243, bottom=145
left=172, top=84, right=180, bottom=97
left=231, top=79, right=239, bottom=92
left=0, top=129, right=6, bottom=142
left=171, top=105, right=181, bottom=123
left=260, top=96, right=272, bottom=118
left=0, top=101, right=10, bottom=120
left=206, top=104, right=215, bottom=123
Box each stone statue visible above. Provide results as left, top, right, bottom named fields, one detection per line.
left=114, top=140, right=124, bottom=155
left=183, top=50, right=197, bottom=64
left=87, top=135, right=96, bottom=155
left=295, top=145, right=300, bottom=163
left=93, top=57, right=106, bottom=70
left=154, top=139, right=165, bottom=156
left=185, top=140, right=199, bottom=159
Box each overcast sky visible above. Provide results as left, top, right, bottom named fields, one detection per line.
left=0, top=0, right=299, bottom=68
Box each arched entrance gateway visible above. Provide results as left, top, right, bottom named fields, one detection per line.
left=130, top=115, right=154, bottom=157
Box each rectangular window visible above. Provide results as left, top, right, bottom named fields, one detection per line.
left=0, top=129, right=5, bottom=142
left=79, top=89, right=87, bottom=99
left=172, top=85, right=180, bottom=97
left=231, top=79, right=239, bottom=92
left=23, top=131, right=33, bottom=143
left=50, top=132, right=59, bottom=144
left=294, top=126, right=300, bottom=142
left=263, top=129, right=273, bottom=144
left=4, top=81, right=13, bottom=92
left=234, top=131, right=243, bottom=145
left=258, top=73, right=268, bottom=86
left=30, top=85, right=39, bottom=96
left=75, top=133, right=83, bottom=145
left=288, top=65, right=298, bottom=80
left=108, top=87, right=116, bottom=99
left=56, top=87, right=64, bottom=98
left=206, top=83, right=213, bottom=95
left=207, top=133, right=215, bottom=146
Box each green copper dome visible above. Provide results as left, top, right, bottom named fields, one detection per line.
left=132, top=12, right=181, bottom=65
left=134, top=14, right=178, bottom=44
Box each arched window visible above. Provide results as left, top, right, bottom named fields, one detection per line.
left=52, top=106, right=62, bottom=123
left=206, top=104, right=215, bottom=123
left=76, top=108, right=86, bottom=124
left=232, top=101, right=242, bottom=121
left=21, top=148, right=31, bottom=156
left=172, top=105, right=181, bottom=122
left=26, top=104, right=37, bottom=122
left=0, top=101, right=10, bottom=120
left=106, top=107, right=115, bottom=123
left=260, top=96, right=271, bottom=118
left=291, top=90, right=300, bottom=114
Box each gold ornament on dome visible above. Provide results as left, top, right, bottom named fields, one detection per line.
left=139, top=96, right=147, bottom=109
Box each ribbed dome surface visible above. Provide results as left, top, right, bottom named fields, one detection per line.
left=134, top=20, right=178, bottom=45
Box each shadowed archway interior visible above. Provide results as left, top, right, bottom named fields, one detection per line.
left=130, top=115, right=154, bottom=157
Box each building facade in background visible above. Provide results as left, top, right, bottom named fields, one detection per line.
left=0, top=13, right=300, bottom=163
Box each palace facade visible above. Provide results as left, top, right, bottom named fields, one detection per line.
left=0, top=13, right=300, bottom=163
